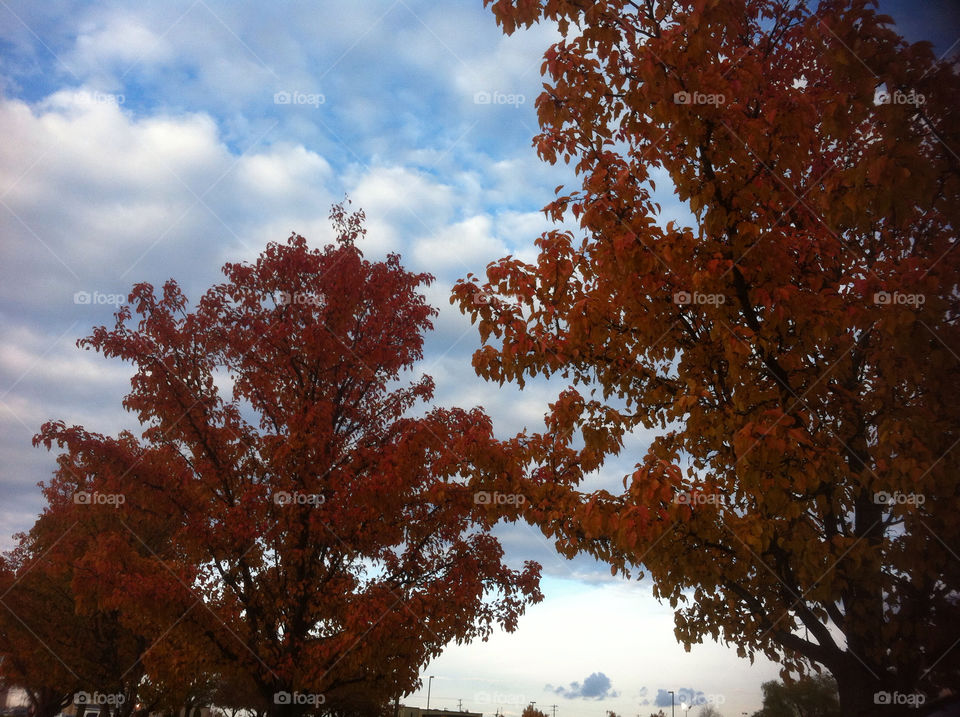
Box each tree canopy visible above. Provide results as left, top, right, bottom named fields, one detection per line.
left=454, top=1, right=960, bottom=714
left=4, top=204, right=542, bottom=717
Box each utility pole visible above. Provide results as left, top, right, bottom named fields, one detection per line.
left=551, top=704, right=558, bottom=717
left=458, top=700, right=463, bottom=712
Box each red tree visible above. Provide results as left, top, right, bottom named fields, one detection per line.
left=33, top=204, right=541, bottom=716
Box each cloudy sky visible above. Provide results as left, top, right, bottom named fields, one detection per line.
left=1, top=1, right=956, bottom=716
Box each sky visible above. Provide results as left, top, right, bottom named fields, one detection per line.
left=0, top=2, right=956, bottom=717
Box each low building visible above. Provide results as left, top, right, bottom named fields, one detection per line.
left=0, top=687, right=31, bottom=717
left=399, top=707, right=482, bottom=717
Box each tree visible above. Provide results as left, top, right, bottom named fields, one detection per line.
left=755, top=675, right=840, bottom=717
left=696, top=707, right=723, bottom=717
left=0, top=527, right=147, bottom=717
left=0, top=549, right=78, bottom=717
left=454, top=1, right=960, bottom=714
left=34, top=203, right=542, bottom=717
left=522, top=706, right=549, bottom=717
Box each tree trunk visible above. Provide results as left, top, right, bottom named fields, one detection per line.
left=833, top=656, right=923, bottom=717
left=30, top=689, right=73, bottom=717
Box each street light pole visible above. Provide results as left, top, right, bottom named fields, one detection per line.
left=668, top=691, right=675, bottom=717
left=427, top=676, right=435, bottom=710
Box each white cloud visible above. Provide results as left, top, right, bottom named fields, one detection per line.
left=0, top=93, right=346, bottom=317
left=235, top=143, right=333, bottom=198
left=71, top=13, right=174, bottom=74
left=411, top=214, right=506, bottom=273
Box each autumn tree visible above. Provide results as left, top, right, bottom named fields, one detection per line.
left=522, top=705, right=549, bottom=717
left=454, top=1, right=960, bottom=715
left=753, top=675, right=840, bottom=717
left=0, top=549, right=78, bottom=717
left=34, top=203, right=542, bottom=717
left=0, top=523, right=148, bottom=717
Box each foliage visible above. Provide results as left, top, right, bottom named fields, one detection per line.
left=755, top=675, right=840, bottom=717
left=697, top=706, right=723, bottom=717
left=455, top=0, right=960, bottom=713
left=14, top=204, right=541, bottom=717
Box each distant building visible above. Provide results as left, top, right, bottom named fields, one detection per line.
left=60, top=702, right=212, bottom=717
left=399, top=707, right=482, bottom=717
left=0, top=687, right=31, bottom=717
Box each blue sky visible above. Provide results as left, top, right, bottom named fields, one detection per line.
left=0, top=2, right=956, bottom=716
